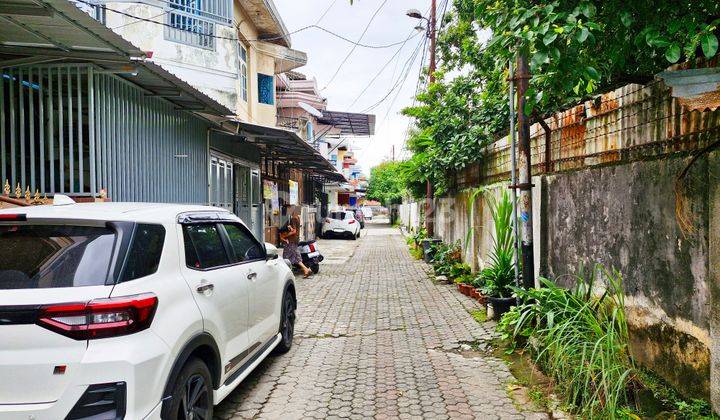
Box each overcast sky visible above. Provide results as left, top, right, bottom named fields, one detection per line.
left=275, top=0, right=430, bottom=175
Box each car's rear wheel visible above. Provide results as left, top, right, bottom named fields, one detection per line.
left=166, top=358, right=213, bottom=420
left=273, top=291, right=296, bottom=354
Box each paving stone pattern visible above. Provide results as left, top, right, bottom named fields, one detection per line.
left=215, top=224, right=547, bottom=419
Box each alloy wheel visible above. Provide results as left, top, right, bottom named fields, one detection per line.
left=282, top=295, right=295, bottom=345
left=179, top=374, right=210, bottom=420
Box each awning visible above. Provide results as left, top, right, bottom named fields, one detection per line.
left=234, top=121, right=346, bottom=182
left=317, top=110, right=376, bottom=136
left=0, top=0, right=232, bottom=116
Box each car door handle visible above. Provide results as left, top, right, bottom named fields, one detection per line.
left=247, top=272, right=257, bottom=280
left=196, top=282, right=215, bottom=293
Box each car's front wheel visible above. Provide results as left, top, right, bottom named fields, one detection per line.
left=166, top=358, right=213, bottom=420
left=273, top=291, right=296, bottom=354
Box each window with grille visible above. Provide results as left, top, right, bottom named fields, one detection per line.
left=257, top=74, right=274, bottom=105
left=164, top=0, right=231, bottom=50
left=238, top=44, right=248, bottom=102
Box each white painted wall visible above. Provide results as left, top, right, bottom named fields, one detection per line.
left=104, top=2, right=238, bottom=111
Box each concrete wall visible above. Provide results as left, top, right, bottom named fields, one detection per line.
left=403, top=154, right=715, bottom=401
left=544, top=156, right=711, bottom=399
left=399, top=75, right=720, bottom=406
left=106, top=1, right=279, bottom=126
left=106, top=2, right=238, bottom=111
left=234, top=5, right=278, bottom=127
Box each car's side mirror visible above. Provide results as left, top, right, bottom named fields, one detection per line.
left=265, top=243, right=279, bottom=260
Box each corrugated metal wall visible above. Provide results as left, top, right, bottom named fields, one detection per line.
left=0, top=63, right=208, bottom=204
left=94, top=71, right=208, bottom=203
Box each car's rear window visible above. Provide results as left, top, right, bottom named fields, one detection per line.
left=329, top=212, right=346, bottom=220
left=0, top=225, right=116, bottom=289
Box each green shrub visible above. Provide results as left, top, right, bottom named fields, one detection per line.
left=450, top=262, right=471, bottom=279
left=478, top=190, right=517, bottom=297
left=431, top=241, right=462, bottom=277
left=498, top=266, right=634, bottom=419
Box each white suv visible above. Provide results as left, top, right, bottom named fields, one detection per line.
left=0, top=201, right=296, bottom=420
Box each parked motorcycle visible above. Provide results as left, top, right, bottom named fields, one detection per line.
left=286, top=240, right=323, bottom=274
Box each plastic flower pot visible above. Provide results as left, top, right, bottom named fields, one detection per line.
left=488, top=296, right=516, bottom=320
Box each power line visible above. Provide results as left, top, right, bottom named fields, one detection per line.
left=360, top=34, right=426, bottom=114
left=315, top=0, right=338, bottom=25
left=74, top=0, right=413, bottom=49
left=366, top=35, right=427, bottom=151
left=347, top=31, right=420, bottom=109
left=321, top=0, right=389, bottom=91
left=400, top=0, right=448, bottom=159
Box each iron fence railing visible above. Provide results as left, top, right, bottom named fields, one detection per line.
left=455, top=80, right=720, bottom=189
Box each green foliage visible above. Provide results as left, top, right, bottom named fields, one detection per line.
left=410, top=227, right=428, bottom=246
left=402, top=0, right=720, bottom=195
left=367, top=161, right=406, bottom=206
left=430, top=241, right=470, bottom=280
left=498, top=266, right=634, bottom=419
left=477, top=190, right=516, bottom=297
left=636, top=369, right=718, bottom=419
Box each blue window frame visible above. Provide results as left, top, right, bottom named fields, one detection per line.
left=257, top=74, right=274, bottom=105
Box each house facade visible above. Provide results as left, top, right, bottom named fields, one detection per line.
left=0, top=0, right=340, bottom=241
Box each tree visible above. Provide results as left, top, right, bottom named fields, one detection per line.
left=402, top=0, right=720, bottom=195
left=367, top=161, right=406, bottom=206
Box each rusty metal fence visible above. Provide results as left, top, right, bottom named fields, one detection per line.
left=456, top=79, right=720, bottom=189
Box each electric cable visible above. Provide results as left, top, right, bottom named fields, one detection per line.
left=321, top=0, right=389, bottom=91
left=347, top=31, right=420, bottom=109
left=74, top=0, right=415, bottom=49
left=360, top=34, right=426, bottom=114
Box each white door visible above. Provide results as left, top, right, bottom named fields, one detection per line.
left=220, top=222, right=279, bottom=345
left=179, top=223, right=250, bottom=377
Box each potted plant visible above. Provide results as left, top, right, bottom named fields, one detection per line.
left=478, top=190, right=518, bottom=319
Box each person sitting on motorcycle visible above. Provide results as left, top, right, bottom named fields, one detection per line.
left=280, top=210, right=312, bottom=278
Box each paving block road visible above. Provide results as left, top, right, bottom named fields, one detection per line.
left=215, top=221, right=547, bottom=419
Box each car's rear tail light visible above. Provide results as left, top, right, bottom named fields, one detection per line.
left=349, top=219, right=356, bottom=224
left=0, top=213, right=26, bottom=221
left=37, top=293, right=158, bottom=340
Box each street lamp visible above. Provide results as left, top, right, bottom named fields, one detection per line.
left=406, top=8, right=424, bottom=20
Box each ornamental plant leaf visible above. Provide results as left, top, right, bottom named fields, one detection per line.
left=543, top=32, right=558, bottom=46
left=576, top=27, right=590, bottom=43
left=620, top=11, right=632, bottom=28
left=665, top=44, right=681, bottom=63
left=700, top=33, right=719, bottom=58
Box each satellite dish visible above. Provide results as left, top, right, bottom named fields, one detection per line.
left=298, top=101, right=323, bottom=118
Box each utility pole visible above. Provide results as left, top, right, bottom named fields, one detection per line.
left=392, top=144, right=395, bottom=161
left=508, top=60, right=520, bottom=293
left=406, top=3, right=437, bottom=237
left=515, top=51, right=535, bottom=289
left=425, top=0, right=436, bottom=237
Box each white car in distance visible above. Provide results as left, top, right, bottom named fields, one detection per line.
left=321, top=210, right=361, bottom=240
left=0, top=200, right=296, bottom=420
